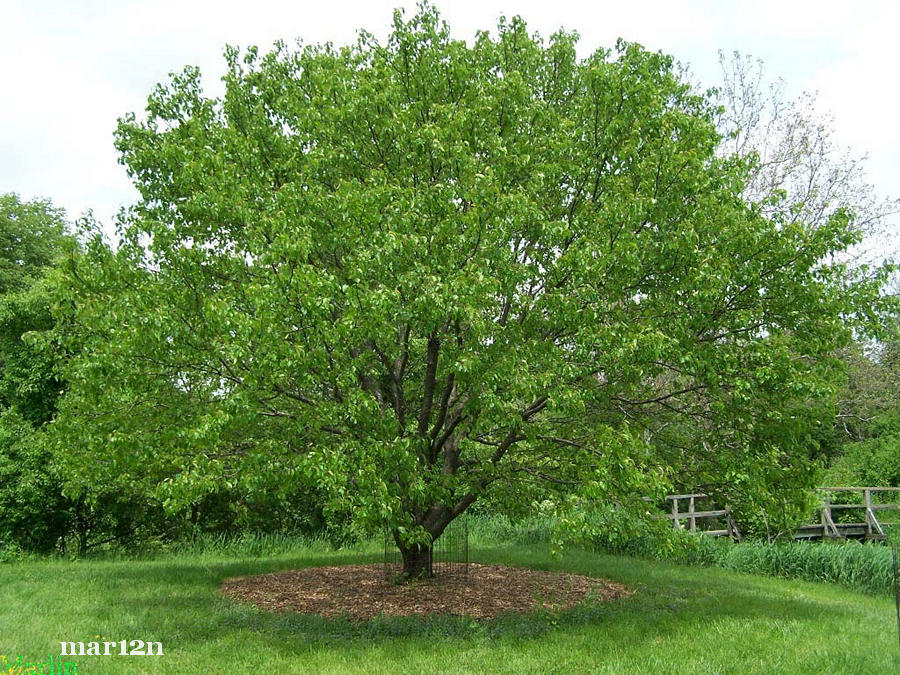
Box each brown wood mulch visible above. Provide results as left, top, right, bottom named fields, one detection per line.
left=219, top=563, right=631, bottom=621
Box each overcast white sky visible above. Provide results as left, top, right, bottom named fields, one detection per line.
left=1, top=0, right=898, bottom=260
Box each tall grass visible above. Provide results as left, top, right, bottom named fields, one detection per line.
left=719, top=540, right=895, bottom=594
left=469, top=512, right=896, bottom=595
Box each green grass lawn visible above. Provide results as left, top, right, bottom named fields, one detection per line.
left=1, top=541, right=898, bottom=674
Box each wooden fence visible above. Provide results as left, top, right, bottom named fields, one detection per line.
left=659, top=487, right=900, bottom=542
left=794, top=487, right=900, bottom=541
left=662, top=493, right=742, bottom=541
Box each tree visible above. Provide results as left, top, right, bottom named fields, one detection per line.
left=831, top=342, right=900, bottom=442
left=713, top=52, right=898, bottom=260
left=0, top=196, right=338, bottom=554
left=0, top=193, right=72, bottom=430
left=0, top=194, right=71, bottom=426
left=0, top=194, right=74, bottom=553
left=52, top=5, right=895, bottom=578
left=710, top=57, right=899, bottom=520
left=0, top=194, right=70, bottom=296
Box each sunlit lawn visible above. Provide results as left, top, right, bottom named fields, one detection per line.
left=1, top=541, right=898, bottom=674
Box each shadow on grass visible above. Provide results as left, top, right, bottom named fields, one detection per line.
left=105, top=549, right=382, bottom=587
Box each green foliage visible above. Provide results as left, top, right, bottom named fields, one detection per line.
left=0, top=194, right=74, bottom=425
left=467, top=510, right=555, bottom=548
left=827, top=342, right=900, bottom=448
left=475, top=509, right=895, bottom=595
left=155, top=530, right=346, bottom=560
left=825, top=434, right=900, bottom=487
left=720, top=540, right=894, bottom=594
left=0, top=278, right=66, bottom=426
left=0, top=195, right=337, bottom=556
left=0, top=193, right=69, bottom=295
left=0, top=197, right=166, bottom=557
left=50, top=4, right=896, bottom=564
left=552, top=501, right=686, bottom=556
left=724, top=477, right=821, bottom=541
left=0, top=409, right=71, bottom=553
left=0, top=195, right=76, bottom=554
left=819, top=339, right=900, bottom=529
left=888, top=525, right=900, bottom=545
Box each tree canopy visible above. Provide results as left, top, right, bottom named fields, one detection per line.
left=51, top=5, right=895, bottom=577
left=0, top=192, right=73, bottom=432
left=0, top=194, right=75, bottom=552
left=0, top=194, right=69, bottom=296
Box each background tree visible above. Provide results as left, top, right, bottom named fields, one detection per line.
left=687, top=54, right=900, bottom=532
left=713, top=52, right=898, bottom=252
left=0, top=194, right=70, bottom=296
left=818, top=335, right=900, bottom=491
left=52, top=5, right=895, bottom=578
left=0, top=194, right=75, bottom=553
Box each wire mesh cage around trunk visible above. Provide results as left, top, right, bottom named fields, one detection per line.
left=384, top=516, right=469, bottom=582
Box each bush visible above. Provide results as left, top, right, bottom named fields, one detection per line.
left=825, top=433, right=900, bottom=488
left=0, top=409, right=71, bottom=553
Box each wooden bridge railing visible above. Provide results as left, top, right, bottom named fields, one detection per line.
left=659, top=487, right=900, bottom=542
left=799, top=487, right=900, bottom=541
left=662, top=493, right=742, bottom=541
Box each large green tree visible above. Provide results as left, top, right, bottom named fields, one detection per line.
left=53, top=6, right=894, bottom=577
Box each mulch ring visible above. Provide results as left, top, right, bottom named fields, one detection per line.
left=219, top=563, right=631, bottom=621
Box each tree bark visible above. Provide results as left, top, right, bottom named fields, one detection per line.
left=400, top=543, right=433, bottom=579
left=393, top=507, right=452, bottom=581
left=393, top=498, right=479, bottom=581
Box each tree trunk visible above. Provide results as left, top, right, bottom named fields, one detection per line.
left=393, top=501, right=472, bottom=581
left=400, top=544, right=433, bottom=580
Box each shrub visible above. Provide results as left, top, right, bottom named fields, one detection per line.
left=825, top=434, right=900, bottom=488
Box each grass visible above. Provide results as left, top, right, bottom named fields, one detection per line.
left=1, top=537, right=899, bottom=674
left=471, top=511, right=900, bottom=595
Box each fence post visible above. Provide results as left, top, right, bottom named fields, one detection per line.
left=672, top=497, right=681, bottom=530
left=689, top=496, right=697, bottom=533
left=864, top=488, right=873, bottom=537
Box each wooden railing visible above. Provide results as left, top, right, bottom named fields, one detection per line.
left=659, top=487, right=900, bottom=542
left=794, top=487, right=900, bottom=541
left=663, top=493, right=742, bottom=541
